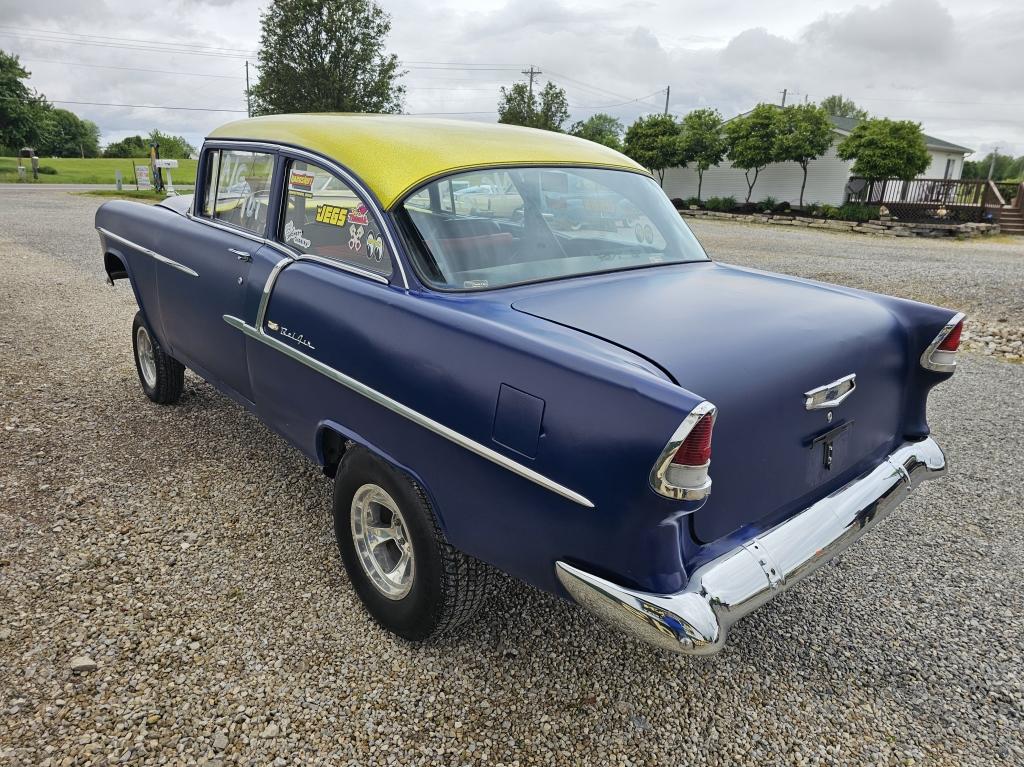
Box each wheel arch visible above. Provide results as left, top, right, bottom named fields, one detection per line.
left=316, top=419, right=449, bottom=532
left=104, top=251, right=129, bottom=283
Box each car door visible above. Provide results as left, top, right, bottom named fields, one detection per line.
left=247, top=154, right=398, bottom=447
left=158, top=147, right=277, bottom=403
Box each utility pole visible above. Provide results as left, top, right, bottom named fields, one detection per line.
left=663, top=85, right=670, bottom=116
left=780, top=88, right=787, bottom=107
left=245, top=60, right=252, bottom=118
left=521, top=65, right=541, bottom=103
left=988, top=147, right=999, bottom=180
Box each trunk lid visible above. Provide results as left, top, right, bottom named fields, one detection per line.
left=512, top=262, right=911, bottom=542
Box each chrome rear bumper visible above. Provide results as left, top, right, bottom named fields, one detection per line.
left=556, top=437, right=946, bottom=655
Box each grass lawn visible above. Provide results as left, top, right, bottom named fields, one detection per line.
left=77, top=190, right=179, bottom=203
left=0, top=157, right=197, bottom=185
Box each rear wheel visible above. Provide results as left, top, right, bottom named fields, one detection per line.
left=132, top=312, right=184, bottom=404
left=333, top=447, right=492, bottom=641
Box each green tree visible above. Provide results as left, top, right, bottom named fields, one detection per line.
left=147, top=130, right=196, bottom=159
left=623, top=114, right=682, bottom=186
left=569, top=113, right=624, bottom=150
left=775, top=104, right=834, bottom=206
left=678, top=108, right=725, bottom=201
left=36, top=109, right=100, bottom=157
left=104, top=135, right=150, bottom=158
left=497, top=80, right=570, bottom=132
left=0, top=50, right=48, bottom=152
left=724, top=104, right=782, bottom=202
left=820, top=94, right=869, bottom=120
left=836, top=118, right=930, bottom=182
left=963, top=151, right=1024, bottom=181
left=250, top=0, right=405, bottom=116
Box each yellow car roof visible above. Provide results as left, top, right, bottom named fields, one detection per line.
left=207, top=114, right=649, bottom=209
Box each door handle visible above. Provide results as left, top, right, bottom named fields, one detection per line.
left=229, top=248, right=252, bottom=262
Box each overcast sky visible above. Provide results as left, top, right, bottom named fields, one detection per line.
left=1, top=0, right=1021, bottom=158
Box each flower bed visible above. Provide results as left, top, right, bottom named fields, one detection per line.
left=678, top=208, right=1000, bottom=238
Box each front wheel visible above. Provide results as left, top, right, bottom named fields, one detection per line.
left=132, top=312, right=184, bottom=404
left=333, top=447, right=492, bottom=641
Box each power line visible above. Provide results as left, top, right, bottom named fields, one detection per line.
left=21, top=58, right=242, bottom=79
left=0, top=96, right=246, bottom=113
left=0, top=25, right=258, bottom=55
left=0, top=33, right=254, bottom=59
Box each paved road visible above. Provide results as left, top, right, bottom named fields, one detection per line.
left=1, top=190, right=1022, bottom=766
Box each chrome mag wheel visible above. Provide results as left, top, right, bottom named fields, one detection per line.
left=350, top=483, right=415, bottom=600
left=135, top=325, right=157, bottom=388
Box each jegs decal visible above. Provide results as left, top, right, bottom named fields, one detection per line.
left=348, top=224, right=364, bottom=251
left=288, top=169, right=316, bottom=197
left=348, top=204, right=370, bottom=226
left=315, top=204, right=348, bottom=227
left=366, top=232, right=383, bottom=261
left=284, top=220, right=311, bottom=249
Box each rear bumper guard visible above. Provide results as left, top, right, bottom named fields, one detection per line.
left=556, top=437, right=946, bottom=655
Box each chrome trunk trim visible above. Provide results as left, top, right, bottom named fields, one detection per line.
left=223, top=314, right=594, bottom=509
left=804, top=373, right=856, bottom=410
left=557, top=436, right=946, bottom=654
left=97, top=227, right=199, bottom=278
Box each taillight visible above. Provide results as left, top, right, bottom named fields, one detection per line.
left=672, top=413, right=713, bottom=466
left=650, top=402, right=716, bottom=503
left=920, top=313, right=965, bottom=373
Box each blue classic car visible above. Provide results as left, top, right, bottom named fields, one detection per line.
left=96, top=115, right=960, bottom=654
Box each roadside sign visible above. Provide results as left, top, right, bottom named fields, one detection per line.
left=154, top=159, right=178, bottom=169
left=135, top=165, right=151, bottom=190
left=115, top=169, right=123, bottom=191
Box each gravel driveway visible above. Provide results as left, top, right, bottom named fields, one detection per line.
left=1, top=190, right=1022, bottom=766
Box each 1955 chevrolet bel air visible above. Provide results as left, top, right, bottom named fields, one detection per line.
left=95, top=115, right=960, bottom=655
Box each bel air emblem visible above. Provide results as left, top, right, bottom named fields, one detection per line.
left=804, top=373, right=856, bottom=411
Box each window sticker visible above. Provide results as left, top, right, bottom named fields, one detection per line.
left=348, top=224, right=364, bottom=251
left=288, top=169, right=316, bottom=197
left=284, top=220, right=311, bottom=249
left=366, top=232, right=383, bottom=261
left=315, top=204, right=348, bottom=227
left=349, top=204, right=370, bottom=226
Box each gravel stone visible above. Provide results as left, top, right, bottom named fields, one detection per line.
left=1, top=190, right=1022, bottom=766
left=67, top=656, right=97, bottom=673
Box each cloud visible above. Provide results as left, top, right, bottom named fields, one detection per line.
left=2, top=0, right=1021, bottom=157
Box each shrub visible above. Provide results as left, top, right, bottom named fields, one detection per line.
left=816, top=204, right=840, bottom=219
left=756, top=195, right=777, bottom=212
left=837, top=203, right=879, bottom=223
left=772, top=200, right=792, bottom=214
left=705, top=196, right=737, bottom=212
left=683, top=196, right=703, bottom=209
left=37, top=165, right=58, bottom=175
left=670, top=197, right=686, bottom=209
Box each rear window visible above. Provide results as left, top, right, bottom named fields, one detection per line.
left=401, top=166, right=708, bottom=291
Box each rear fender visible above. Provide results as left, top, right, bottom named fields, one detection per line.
left=315, top=419, right=449, bottom=534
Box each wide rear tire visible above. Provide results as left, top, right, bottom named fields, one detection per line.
left=333, top=447, right=492, bottom=641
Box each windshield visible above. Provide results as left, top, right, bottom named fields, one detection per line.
left=401, top=166, right=709, bottom=290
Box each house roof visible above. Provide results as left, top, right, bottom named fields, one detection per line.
left=208, top=114, right=647, bottom=208
left=828, top=115, right=973, bottom=154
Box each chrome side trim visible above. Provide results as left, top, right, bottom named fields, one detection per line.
left=804, top=373, right=857, bottom=411
left=97, top=227, right=199, bottom=278
left=223, top=314, right=594, bottom=508
left=256, top=255, right=293, bottom=329
left=920, top=312, right=966, bottom=373
left=649, top=401, right=716, bottom=504
left=557, top=436, right=947, bottom=655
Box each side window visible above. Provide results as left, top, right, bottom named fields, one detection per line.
left=205, top=149, right=275, bottom=235
left=279, top=160, right=392, bottom=276
left=201, top=150, right=220, bottom=217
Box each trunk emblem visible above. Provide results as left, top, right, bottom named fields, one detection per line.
left=804, top=374, right=856, bottom=411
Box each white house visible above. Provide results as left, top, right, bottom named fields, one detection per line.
left=662, top=115, right=973, bottom=206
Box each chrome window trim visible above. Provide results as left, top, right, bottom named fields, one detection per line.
left=803, top=373, right=857, bottom=411
left=97, top=227, right=199, bottom=278
left=223, top=313, right=593, bottom=508
left=649, top=401, right=716, bottom=503
left=920, top=312, right=966, bottom=373
left=276, top=148, right=405, bottom=286
left=191, top=139, right=409, bottom=288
